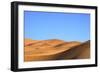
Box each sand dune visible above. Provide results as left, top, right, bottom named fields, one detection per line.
left=24, top=39, right=90, bottom=62
left=74, top=40, right=90, bottom=59
left=24, top=39, right=41, bottom=46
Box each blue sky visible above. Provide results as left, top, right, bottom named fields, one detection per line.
left=24, top=11, right=90, bottom=42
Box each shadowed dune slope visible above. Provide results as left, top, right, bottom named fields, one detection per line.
left=74, top=40, right=90, bottom=59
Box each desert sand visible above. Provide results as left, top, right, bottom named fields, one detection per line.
left=24, top=39, right=90, bottom=62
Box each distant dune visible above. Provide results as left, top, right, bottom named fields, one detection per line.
left=24, top=39, right=90, bottom=62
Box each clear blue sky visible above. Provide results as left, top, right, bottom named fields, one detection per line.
left=24, top=11, right=90, bottom=42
